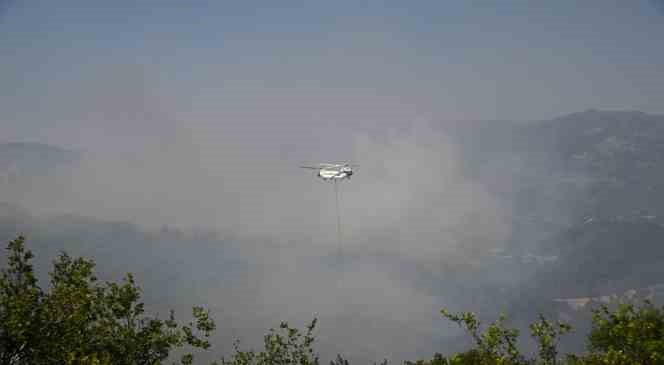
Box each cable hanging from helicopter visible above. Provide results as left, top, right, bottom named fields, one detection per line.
left=300, top=162, right=357, bottom=260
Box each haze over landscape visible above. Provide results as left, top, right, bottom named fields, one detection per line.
left=2, top=1, right=664, bottom=364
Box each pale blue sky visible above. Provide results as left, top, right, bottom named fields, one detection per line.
left=2, top=1, right=663, bottom=141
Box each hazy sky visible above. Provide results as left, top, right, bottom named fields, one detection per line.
left=2, top=0, right=664, bottom=142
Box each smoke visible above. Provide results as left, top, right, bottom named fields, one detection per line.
left=15, top=60, right=509, bottom=251
left=2, top=59, right=511, bottom=364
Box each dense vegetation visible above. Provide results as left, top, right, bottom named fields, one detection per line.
left=2, top=236, right=663, bottom=364
left=0, top=235, right=215, bottom=365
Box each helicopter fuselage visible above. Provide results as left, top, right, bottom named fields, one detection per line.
left=317, top=166, right=353, bottom=180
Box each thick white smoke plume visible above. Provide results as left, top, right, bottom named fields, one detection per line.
left=3, top=62, right=510, bottom=364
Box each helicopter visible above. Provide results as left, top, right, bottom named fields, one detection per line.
left=300, top=163, right=357, bottom=181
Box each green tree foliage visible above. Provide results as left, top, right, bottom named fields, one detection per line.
left=414, top=302, right=664, bottom=365
left=415, top=309, right=529, bottom=365
left=583, top=300, right=664, bottom=364
left=529, top=315, right=572, bottom=365
left=4, top=235, right=664, bottom=365
left=217, top=319, right=319, bottom=365
left=0, top=235, right=215, bottom=365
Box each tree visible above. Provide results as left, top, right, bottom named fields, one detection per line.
left=583, top=300, right=664, bottom=364
left=438, top=309, right=528, bottom=365
left=0, top=235, right=215, bottom=365
left=5, top=234, right=664, bottom=365
left=0, top=235, right=41, bottom=364
left=218, top=319, right=319, bottom=365
left=414, top=301, right=664, bottom=365
left=529, top=315, right=572, bottom=365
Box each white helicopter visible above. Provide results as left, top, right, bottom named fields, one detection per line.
left=300, top=163, right=357, bottom=181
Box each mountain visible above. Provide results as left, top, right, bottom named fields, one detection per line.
left=440, top=110, right=664, bottom=249
left=526, top=219, right=664, bottom=298
left=433, top=111, right=664, bottom=352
